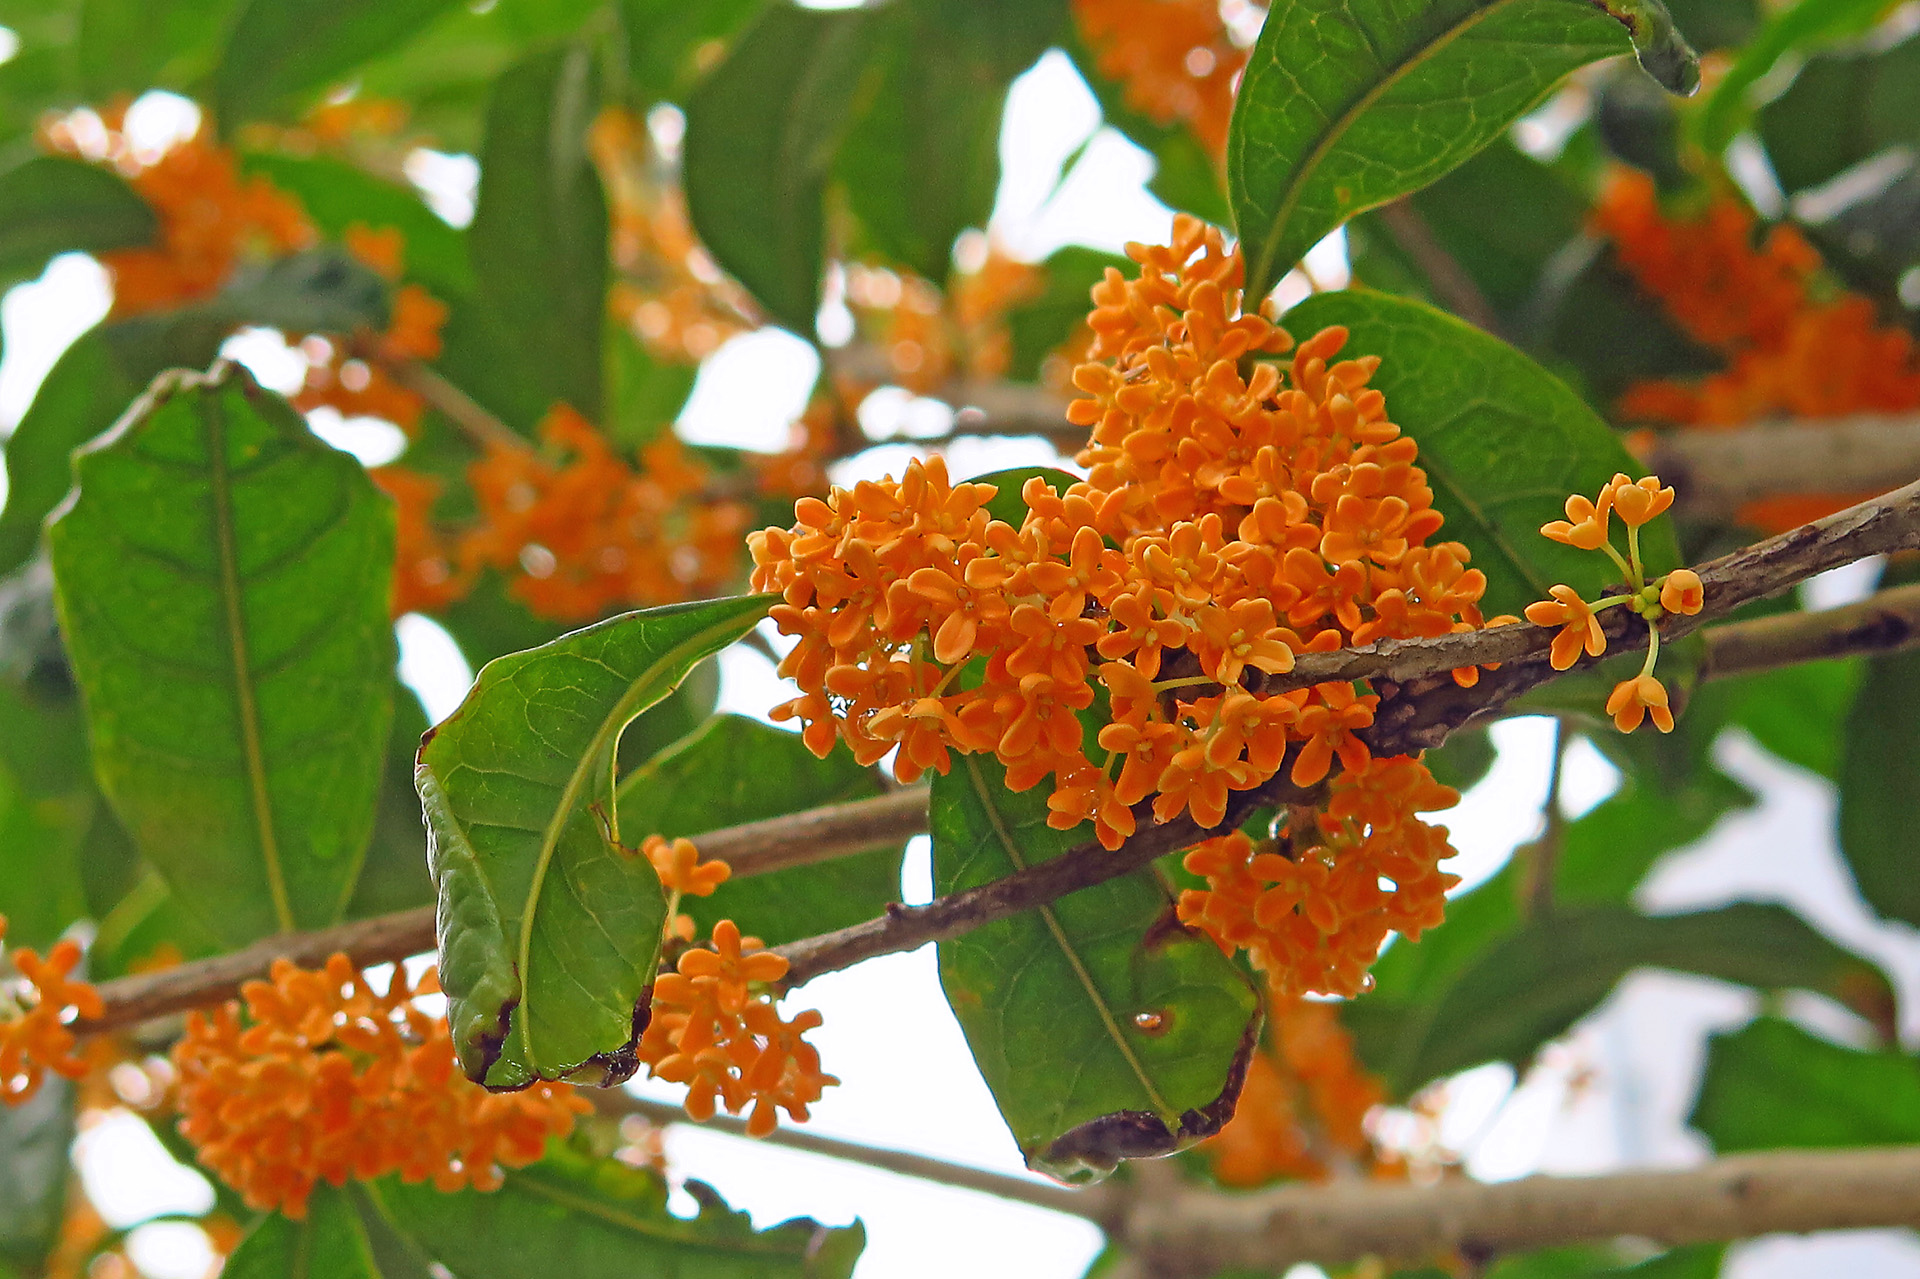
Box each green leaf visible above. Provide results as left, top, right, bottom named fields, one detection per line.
left=1227, top=0, right=1691, bottom=299
left=604, top=328, right=698, bottom=449
left=1693, top=1017, right=1920, bottom=1152
left=225, top=1185, right=383, bottom=1279
left=1758, top=33, right=1920, bottom=194
left=0, top=1076, right=73, bottom=1274
left=76, top=0, right=238, bottom=99
left=1723, top=656, right=1861, bottom=780
left=619, top=0, right=765, bottom=103
left=931, top=754, right=1260, bottom=1182
left=1697, top=0, right=1890, bottom=152
left=343, top=683, right=435, bottom=920
left=240, top=152, right=474, bottom=297
left=1004, top=247, right=1129, bottom=381
left=47, top=362, right=397, bottom=946
left=974, top=465, right=1076, bottom=529
left=211, top=247, right=393, bottom=336
left=836, top=0, right=1065, bottom=280
left=683, top=3, right=878, bottom=333
left=1838, top=648, right=1920, bottom=928
left=417, top=594, right=772, bottom=1088
left=1489, top=1244, right=1725, bottom=1279
left=0, top=154, right=156, bottom=295
left=615, top=714, right=903, bottom=946
left=212, top=0, right=467, bottom=128
left=469, top=44, right=609, bottom=421
left=1350, top=903, right=1891, bottom=1093
left=1280, top=289, right=1677, bottom=616
left=364, top=1144, right=864, bottom=1279
left=1423, top=724, right=1496, bottom=791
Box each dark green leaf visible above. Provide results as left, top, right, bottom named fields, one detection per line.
left=1353, top=903, right=1890, bottom=1092
left=213, top=0, right=466, bottom=128
left=1759, top=33, right=1920, bottom=194
left=343, top=683, right=435, bottom=920
left=76, top=0, right=238, bottom=99
left=1693, top=1016, right=1920, bottom=1151
left=211, top=246, right=392, bottom=335
left=1280, top=289, right=1677, bottom=615
left=240, top=152, right=474, bottom=296
left=226, top=1185, right=381, bottom=1279
left=1227, top=0, right=1686, bottom=299
left=1723, top=657, right=1861, bottom=780
left=417, top=594, right=771, bottom=1088
left=0, top=154, right=155, bottom=295
left=615, top=714, right=902, bottom=946
left=620, top=0, right=766, bottom=103
left=47, top=361, right=396, bottom=946
left=837, top=0, right=1065, bottom=280
left=470, top=44, right=609, bottom=420
left=0, top=1076, right=72, bottom=1273
left=365, top=1144, right=864, bottom=1279
left=1423, top=724, right=1496, bottom=791
left=931, top=754, right=1260, bottom=1181
left=1838, top=648, right=1920, bottom=928
left=683, top=3, right=878, bottom=333
left=604, top=329, right=698, bottom=449
left=1553, top=762, right=1751, bottom=904
left=1004, top=247, right=1129, bottom=381
left=1697, top=0, right=1889, bottom=152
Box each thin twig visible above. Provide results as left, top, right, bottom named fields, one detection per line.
left=1700, top=580, right=1920, bottom=679
left=592, top=1091, right=1100, bottom=1219
left=353, top=341, right=529, bottom=455
left=1520, top=720, right=1567, bottom=921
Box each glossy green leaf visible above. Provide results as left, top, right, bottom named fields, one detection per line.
left=225, top=1185, right=382, bottom=1279
left=1350, top=903, right=1891, bottom=1093
left=1227, top=0, right=1692, bottom=299
left=932, top=754, right=1260, bottom=1181
left=837, top=0, right=1065, bottom=280
left=616, top=714, right=902, bottom=946
left=683, top=3, right=878, bottom=333
left=1281, top=289, right=1677, bottom=616
left=76, top=0, right=238, bottom=99
left=0, top=1077, right=72, bottom=1274
left=0, top=154, right=155, bottom=294
left=365, top=1144, right=864, bottom=1279
left=1838, top=648, right=1920, bottom=928
left=1693, top=1016, right=1920, bottom=1151
left=213, top=0, right=466, bottom=128
left=1697, top=0, right=1889, bottom=152
left=240, top=152, right=474, bottom=296
left=470, top=44, right=609, bottom=421
left=47, top=361, right=397, bottom=946
left=417, top=594, right=772, bottom=1088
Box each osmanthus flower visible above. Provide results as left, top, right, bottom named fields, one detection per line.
left=1070, top=0, right=1253, bottom=157
left=634, top=921, right=836, bottom=1138
left=2, top=917, right=105, bottom=1106
left=172, top=955, right=589, bottom=1217
left=1524, top=584, right=1608, bottom=671
left=751, top=214, right=1501, bottom=860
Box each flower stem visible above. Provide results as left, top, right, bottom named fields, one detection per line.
left=1640, top=618, right=1661, bottom=678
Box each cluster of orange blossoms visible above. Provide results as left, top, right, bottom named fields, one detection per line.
left=42, top=112, right=314, bottom=317
left=1, top=916, right=105, bottom=1105
left=1072, top=0, right=1255, bottom=157
left=172, top=955, right=589, bottom=1217
left=1595, top=171, right=1920, bottom=527
left=1524, top=473, right=1703, bottom=734
left=839, top=249, right=1045, bottom=396
left=293, top=225, right=449, bottom=432
left=1203, top=996, right=1394, bottom=1185
left=752, top=216, right=1493, bottom=874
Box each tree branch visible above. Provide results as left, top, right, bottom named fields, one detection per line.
left=1701, top=580, right=1920, bottom=679
left=1373, top=201, right=1504, bottom=335
left=1642, top=414, right=1920, bottom=520
left=1115, top=1146, right=1920, bottom=1275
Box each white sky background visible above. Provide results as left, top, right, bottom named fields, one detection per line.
left=5, top=41, right=1920, bottom=1279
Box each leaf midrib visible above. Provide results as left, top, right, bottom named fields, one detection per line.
left=512, top=609, right=760, bottom=1071
left=1244, top=0, right=1526, bottom=293
left=960, top=754, right=1173, bottom=1121
left=205, top=387, right=295, bottom=933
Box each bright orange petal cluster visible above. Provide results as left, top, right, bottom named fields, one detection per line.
left=751, top=215, right=1492, bottom=850
left=1176, top=757, right=1462, bottom=999
left=2, top=917, right=104, bottom=1106
left=294, top=227, right=449, bottom=434
left=371, top=467, right=471, bottom=617
left=635, top=921, right=836, bottom=1137
left=172, top=954, right=589, bottom=1217
left=1071, top=0, right=1253, bottom=157
left=41, top=114, right=314, bottom=318
left=462, top=405, right=752, bottom=621
left=1203, top=995, right=1393, bottom=1186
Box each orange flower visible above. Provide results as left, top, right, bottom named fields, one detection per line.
left=1606, top=473, right=1675, bottom=527
left=1072, top=0, right=1251, bottom=157
left=635, top=920, right=835, bottom=1137
left=371, top=467, right=470, bottom=617
left=2, top=917, right=105, bottom=1106
left=1659, top=568, right=1704, bottom=616
left=1606, top=673, right=1674, bottom=733
left=642, top=835, right=730, bottom=898
left=1540, top=491, right=1612, bottom=550
left=172, top=955, right=589, bottom=1216
left=1523, top=584, right=1606, bottom=670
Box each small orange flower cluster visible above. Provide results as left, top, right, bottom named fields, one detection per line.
left=1597, top=171, right=1920, bottom=527
left=42, top=112, right=314, bottom=318
left=1072, top=0, right=1254, bottom=157
left=839, top=249, right=1044, bottom=397
left=463, top=405, right=752, bottom=621
left=1523, top=473, right=1702, bottom=733
left=642, top=833, right=731, bottom=940
left=1178, top=758, right=1462, bottom=998
left=372, top=467, right=470, bottom=616
left=1204, top=996, right=1392, bottom=1186
left=1, top=916, right=104, bottom=1106
left=591, top=108, right=753, bottom=363
left=751, top=216, right=1496, bottom=851
left=293, top=226, right=449, bottom=433
left=635, top=920, right=836, bottom=1137
left=172, top=954, right=589, bottom=1217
